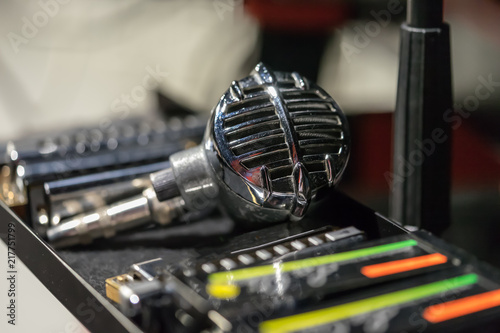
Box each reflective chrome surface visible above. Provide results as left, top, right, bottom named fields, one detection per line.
left=46, top=63, right=350, bottom=247
left=203, top=62, right=350, bottom=223
left=46, top=187, right=185, bottom=248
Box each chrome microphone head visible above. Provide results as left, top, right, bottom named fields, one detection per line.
left=47, top=63, right=350, bottom=248
left=153, top=62, right=350, bottom=224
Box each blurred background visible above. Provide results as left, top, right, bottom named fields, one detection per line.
left=0, top=0, right=499, bottom=265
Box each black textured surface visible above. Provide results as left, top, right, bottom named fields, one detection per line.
left=57, top=215, right=235, bottom=297
left=53, top=191, right=409, bottom=299
left=59, top=247, right=197, bottom=297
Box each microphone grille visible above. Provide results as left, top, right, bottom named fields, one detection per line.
left=212, top=63, right=349, bottom=217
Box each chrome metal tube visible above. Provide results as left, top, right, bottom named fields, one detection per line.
left=46, top=188, right=185, bottom=248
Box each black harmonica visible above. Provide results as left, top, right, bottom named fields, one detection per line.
left=0, top=116, right=205, bottom=234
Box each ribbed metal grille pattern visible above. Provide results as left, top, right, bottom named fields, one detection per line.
left=221, top=74, right=345, bottom=193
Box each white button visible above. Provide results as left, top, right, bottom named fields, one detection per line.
left=256, top=249, right=273, bottom=260
left=238, top=254, right=255, bottom=265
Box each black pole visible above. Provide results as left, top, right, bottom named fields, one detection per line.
left=407, top=0, right=443, bottom=28
left=390, top=0, right=453, bottom=234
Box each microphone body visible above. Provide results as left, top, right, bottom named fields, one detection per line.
left=47, top=63, right=350, bottom=247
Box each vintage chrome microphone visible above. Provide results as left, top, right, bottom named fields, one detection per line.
left=47, top=63, right=350, bottom=247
